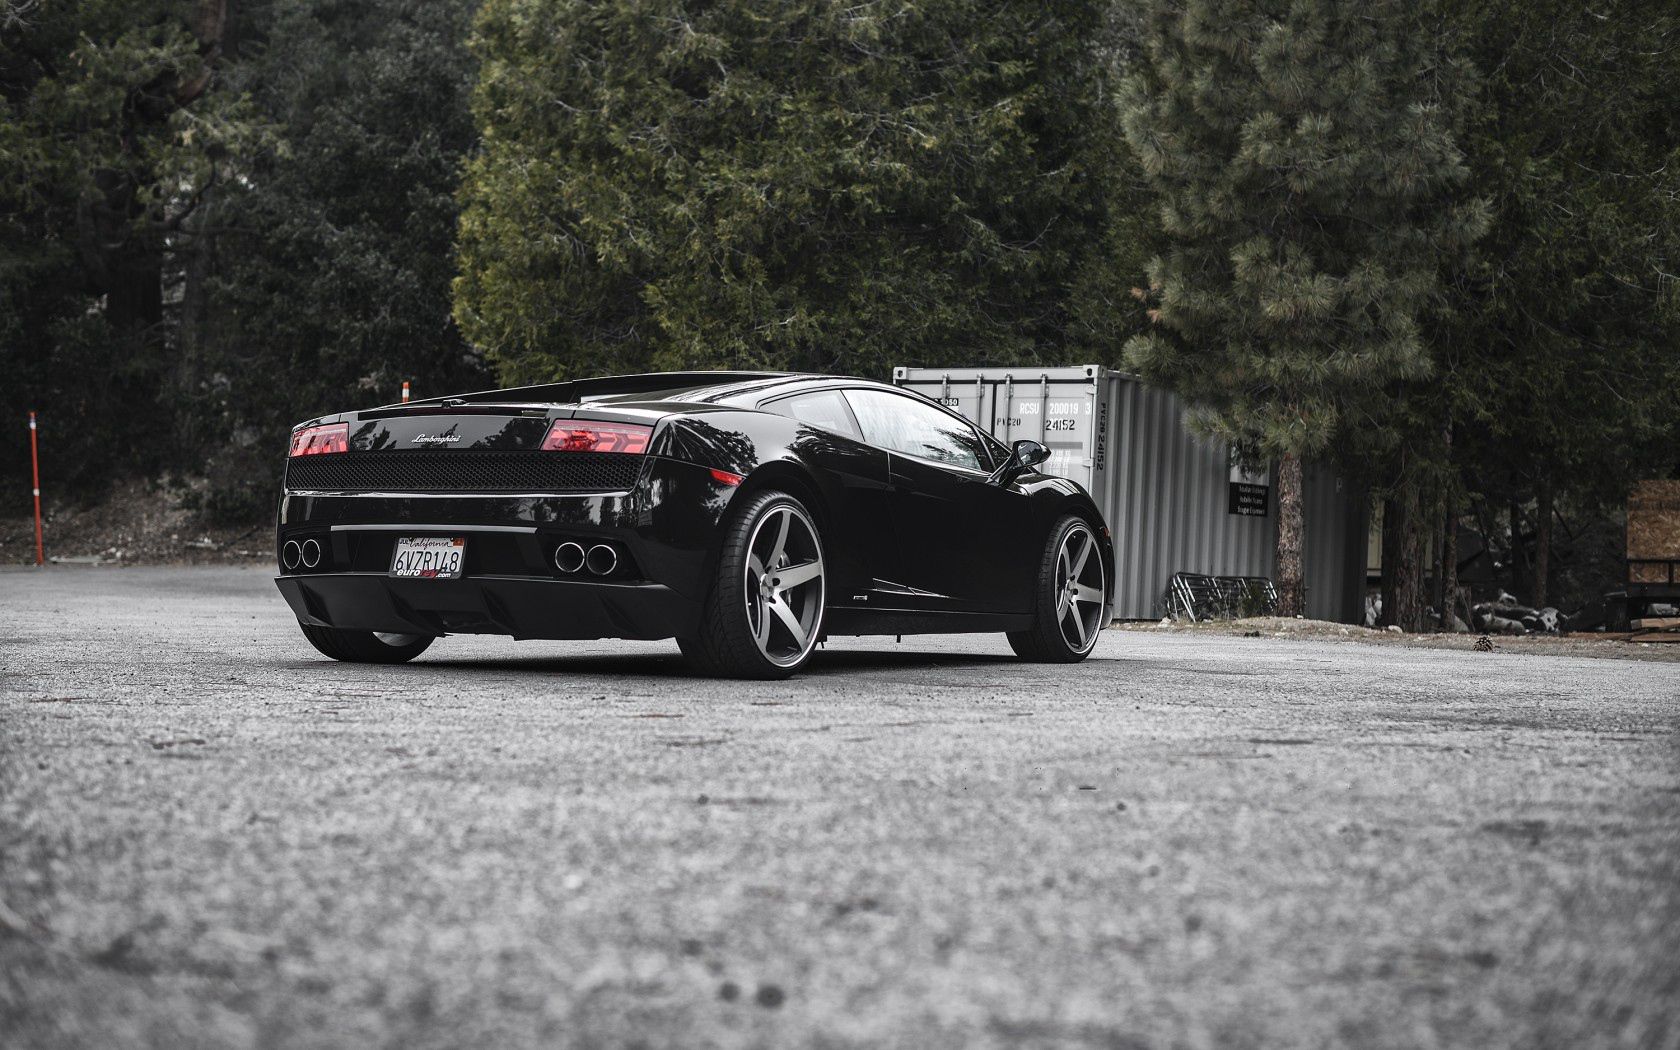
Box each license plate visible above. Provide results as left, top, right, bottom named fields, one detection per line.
left=390, top=536, right=466, bottom=579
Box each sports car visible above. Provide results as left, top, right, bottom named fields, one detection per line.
left=274, top=371, right=1113, bottom=678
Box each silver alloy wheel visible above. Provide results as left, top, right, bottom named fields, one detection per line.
left=743, top=502, right=825, bottom=668
left=373, top=632, right=424, bottom=647
left=1055, top=523, right=1105, bottom=653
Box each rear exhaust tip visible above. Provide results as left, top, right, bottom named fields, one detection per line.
left=585, top=544, right=618, bottom=577
left=554, top=541, right=585, bottom=574
left=300, top=538, right=322, bottom=569
left=282, top=540, right=301, bottom=570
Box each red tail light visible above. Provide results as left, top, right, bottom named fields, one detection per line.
left=542, top=421, right=652, bottom=454
left=289, top=423, right=349, bottom=457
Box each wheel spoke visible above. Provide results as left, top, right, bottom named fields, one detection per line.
left=777, top=558, right=822, bottom=589
left=753, top=596, right=773, bottom=649
left=768, top=508, right=791, bottom=566
left=1073, top=583, right=1103, bottom=605
left=1063, top=601, right=1087, bottom=646
left=770, top=598, right=808, bottom=650
left=1072, top=532, right=1094, bottom=579
left=1057, top=588, right=1072, bottom=618
left=748, top=552, right=765, bottom=582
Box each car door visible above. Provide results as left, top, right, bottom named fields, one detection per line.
left=757, top=389, right=896, bottom=612
left=841, top=388, right=1034, bottom=613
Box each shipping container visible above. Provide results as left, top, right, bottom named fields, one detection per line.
left=892, top=365, right=1367, bottom=622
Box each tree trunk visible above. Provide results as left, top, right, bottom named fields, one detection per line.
left=1431, top=478, right=1447, bottom=624
left=1396, top=480, right=1425, bottom=631
left=1534, top=479, right=1553, bottom=608
left=1379, top=497, right=1399, bottom=628
left=1440, top=424, right=1459, bottom=629
left=1443, top=492, right=1460, bottom=628
left=1276, top=452, right=1305, bottom=617
left=1509, top=500, right=1528, bottom=601
left=106, top=250, right=165, bottom=339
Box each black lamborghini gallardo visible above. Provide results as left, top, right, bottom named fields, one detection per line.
left=275, top=372, right=1113, bottom=678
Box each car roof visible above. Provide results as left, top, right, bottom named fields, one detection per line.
left=405, top=370, right=911, bottom=409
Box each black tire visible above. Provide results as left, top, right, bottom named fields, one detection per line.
left=1008, top=514, right=1106, bottom=663
left=298, top=622, right=434, bottom=664
left=679, top=489, right=827, bottom=679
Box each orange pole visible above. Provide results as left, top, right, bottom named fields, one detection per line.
left=29, top=411, right=43, bottom=566
left=401, top=381, right=411, bottom=403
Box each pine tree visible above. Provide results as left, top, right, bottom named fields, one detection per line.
left=1432, top=0, right=1680, bottom=610
left=1119, top=0, right=1485, bottom=617
left=191, top=0, right=489, bottom=519
left=0, top=0, right=271, bottom=489
left=453, top=0, right=1124, bottom=384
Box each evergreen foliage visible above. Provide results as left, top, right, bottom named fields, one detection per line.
left=1118, top=0, right=1487, bottom=615
left=191, top=0, right=488, bottom=519
left=1119, top=0, right=1485, bottom=458
left=0, top=0, right=485, bottom=516
left=1440, top=0, right=1680, bottom=514
left=0, top=0, right=270, bottom=488
left=454, top=0, right=1126, bottom=384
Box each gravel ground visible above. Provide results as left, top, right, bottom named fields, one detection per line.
left=2, top=565, right=1677, bottom=1050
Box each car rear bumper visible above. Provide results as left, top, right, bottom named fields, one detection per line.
left=275, top=573, right=700, bottom=641
left=273, top=456, right=739, bottom=640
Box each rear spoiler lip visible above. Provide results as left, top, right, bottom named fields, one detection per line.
left=291, top=399, right=757, bottom=434
left=395, top=370, right=798, bottom=409
left=355, top=402, right=561, bottom=421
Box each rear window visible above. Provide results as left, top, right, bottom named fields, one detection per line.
left=761, top=390, right=863, bottom=440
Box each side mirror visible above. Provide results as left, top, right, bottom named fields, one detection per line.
left=991, top=439, right=1051, bottom=484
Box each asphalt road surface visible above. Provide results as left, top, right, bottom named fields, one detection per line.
left=2, top=566, right=1677, bottom=1050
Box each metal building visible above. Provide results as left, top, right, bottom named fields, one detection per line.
left=893, top=365, right=1368, bottom=623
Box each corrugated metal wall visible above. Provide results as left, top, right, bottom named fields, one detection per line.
left=1108, top=379, right=1277, bottom=618
left=894, top=365, right=1367, bottom=623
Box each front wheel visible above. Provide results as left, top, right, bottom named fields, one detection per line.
left=1007, top=515, right=1106, bottom=663
left=679, top=490, right=826, bottom=679
left=298, top=623, right=434, bottom=664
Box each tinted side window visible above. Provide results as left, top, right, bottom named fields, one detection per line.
left=843, top=390, right=987, bottom=471
left=762, top=390, right=862, bottom=440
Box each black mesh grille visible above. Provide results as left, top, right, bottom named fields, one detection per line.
left=284, top=451, right=643, bottom=494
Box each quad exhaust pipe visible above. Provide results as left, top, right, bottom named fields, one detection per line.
left=585, top=544, right=618, bottom=577
left=282, top=537, right=323, bottom=571
left=554, top=542, right=586, bottom=574
left=555, top=540, right=621, bottom=577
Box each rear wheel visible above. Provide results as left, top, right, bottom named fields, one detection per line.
left=1008, top=515, right=1106, bottom=663
left=679, top=490, right=826, bottom=679
left=298, top=623, right=434, bottom=664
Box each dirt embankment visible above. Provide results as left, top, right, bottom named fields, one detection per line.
left=0, top=479, right=268, bottom=566
left=1117, top=615, right=1680, bottom=663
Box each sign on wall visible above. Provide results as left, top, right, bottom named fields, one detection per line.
left=1228, top=458, right=1270, bottom=517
